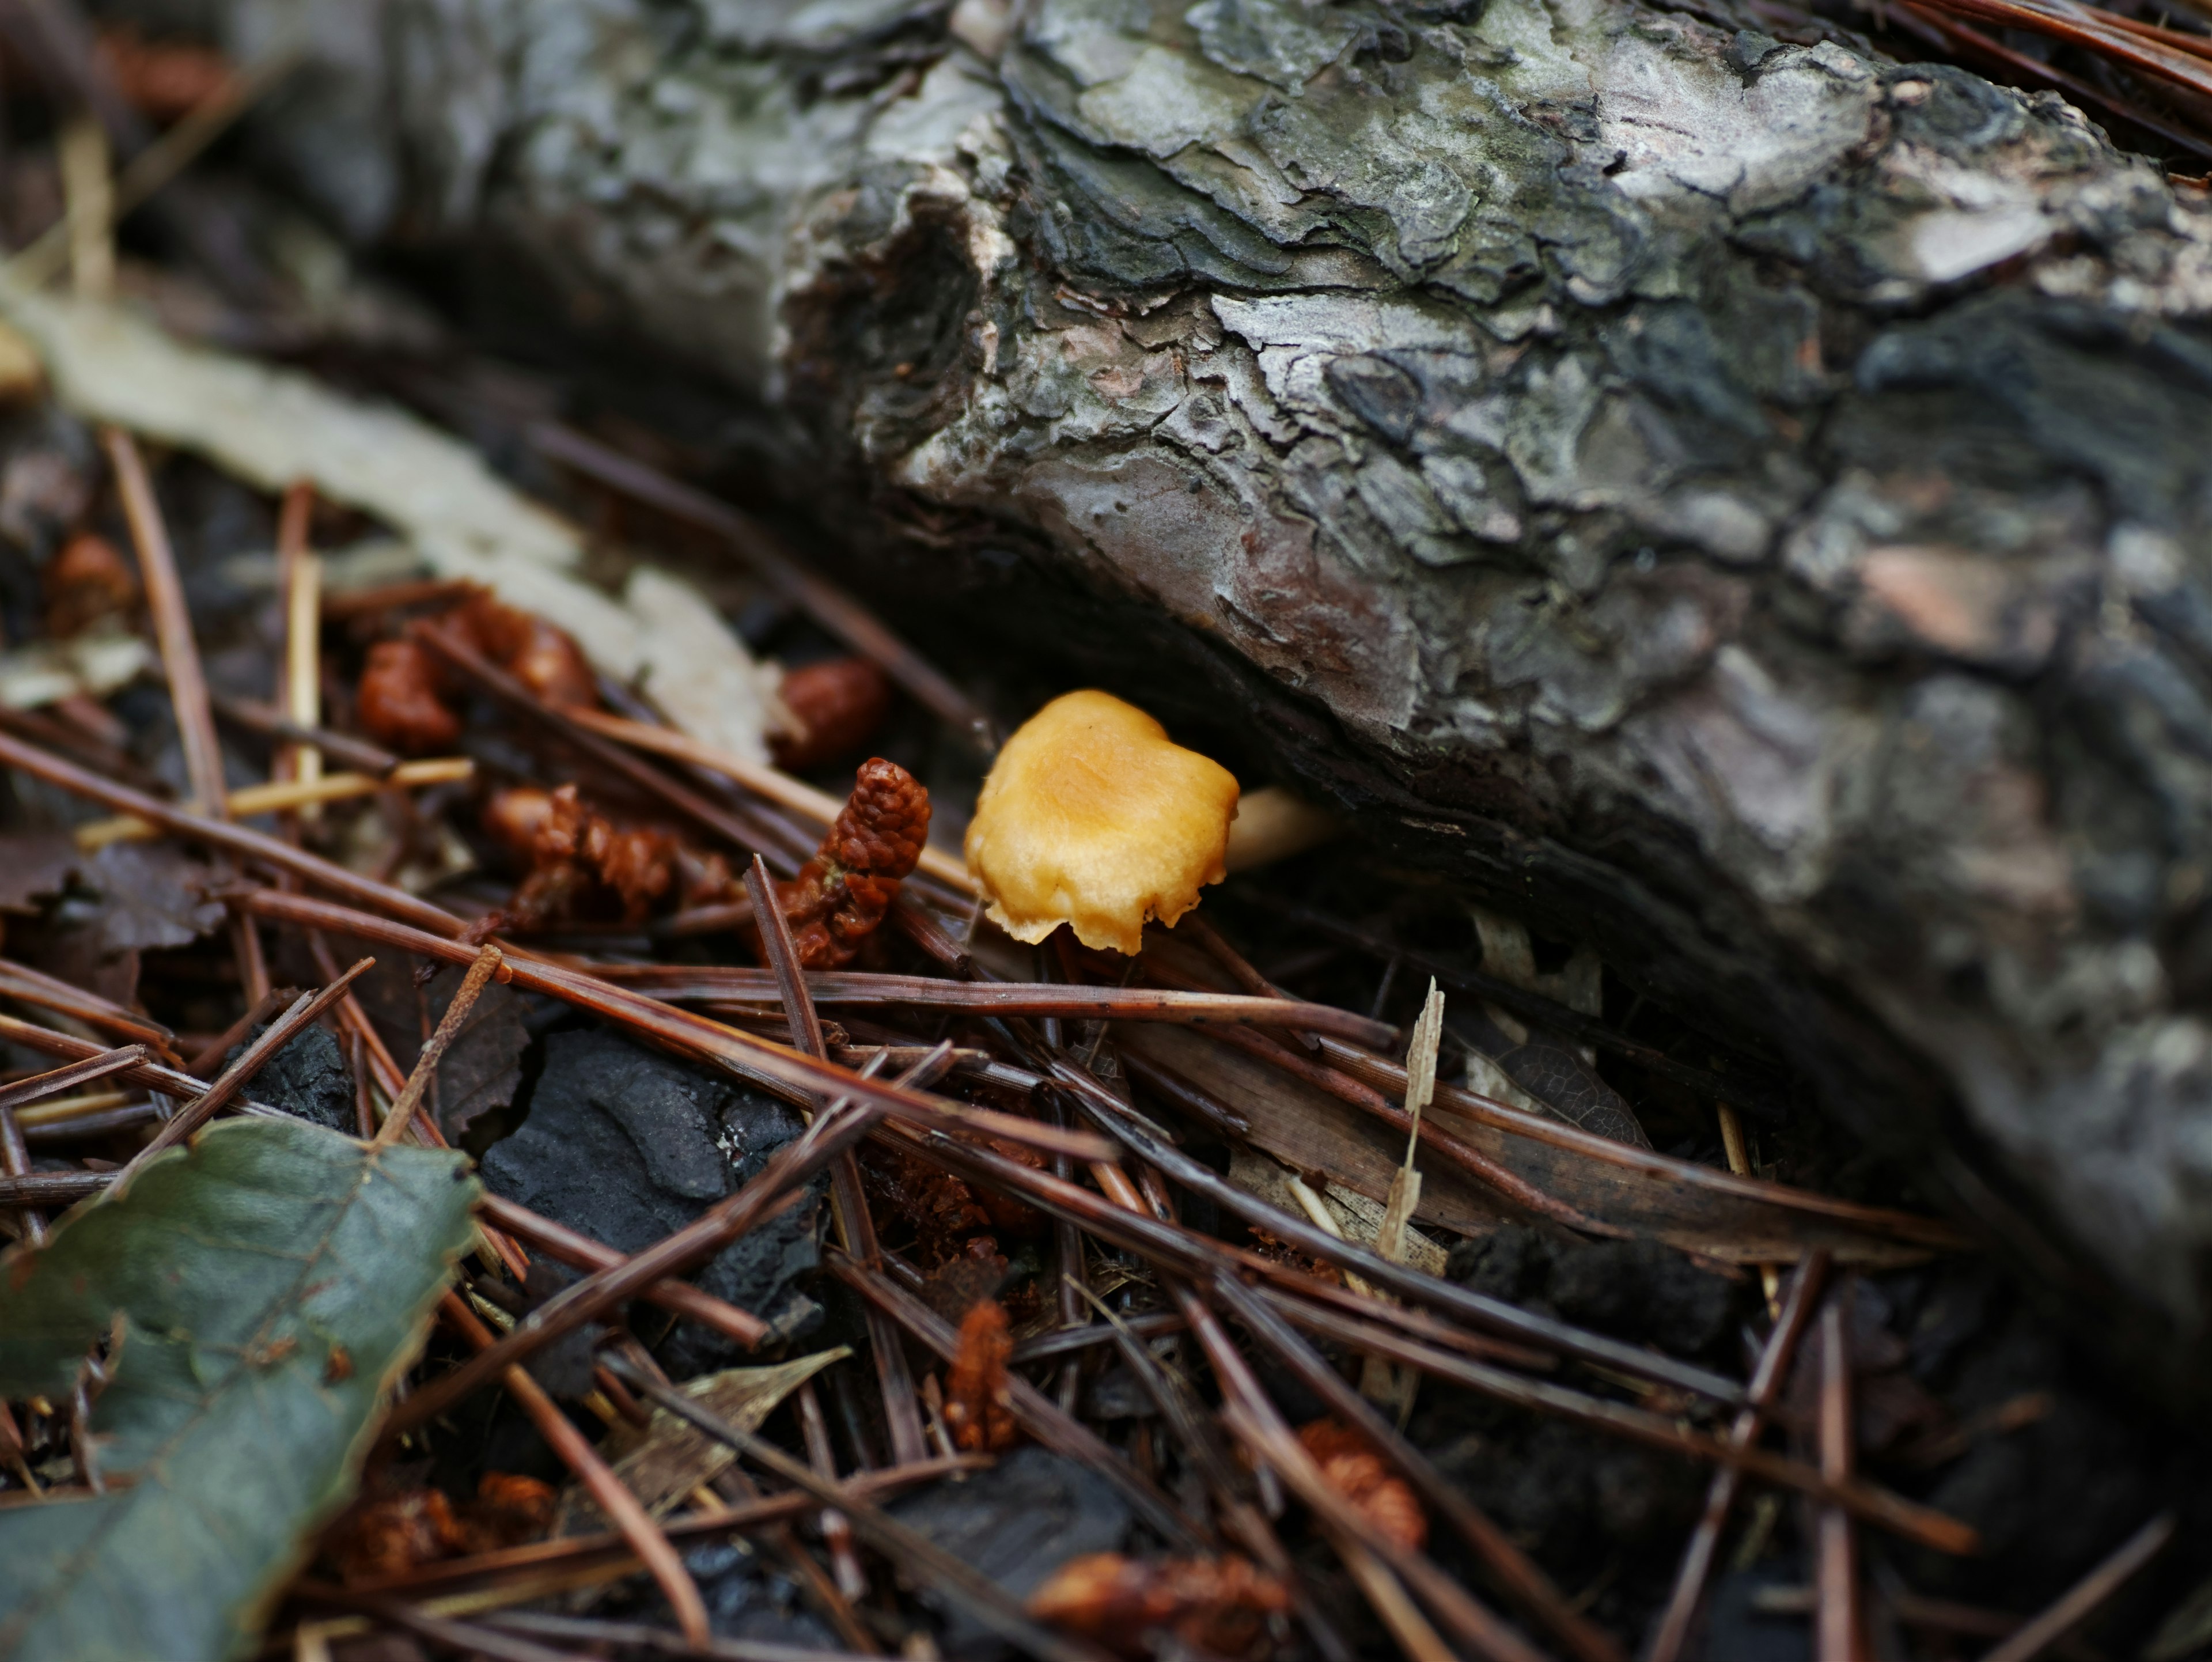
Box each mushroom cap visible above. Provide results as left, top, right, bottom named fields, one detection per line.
left=964, top=690, right=1240, bottom=955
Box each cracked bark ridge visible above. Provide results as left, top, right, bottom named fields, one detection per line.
left=160, top=0, right=2212, bottom=1402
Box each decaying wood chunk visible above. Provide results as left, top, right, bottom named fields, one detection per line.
left=158, top=0, right=2212, bottom=1401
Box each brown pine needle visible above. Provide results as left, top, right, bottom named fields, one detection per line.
left=374, top=944, right=506, bottom=1148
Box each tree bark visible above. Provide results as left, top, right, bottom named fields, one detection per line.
left=138, top=0, right=2212, bottom=1402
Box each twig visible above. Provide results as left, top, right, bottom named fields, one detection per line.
left=0, top=1044, right=148, bottom=1114
left=373, top=942, right=502, bottom=1149
left=183, top=985, right=295, bottom=1077
left=0, top=725, right=465, bottom=937
left=209, top=691, right=400, bottom=776
left=328, top=1456, right=979, bottom=1600
left=0, top=960, right=176, bottom=1055
left=436, top=1292, right=711, bottom=1646
left=605, top=963, right=1395, bottom=1046
left=476, top=1191, right=768, bottom=1346
left=381, top=1045, right=959, bottom=1440
left=1816, top=1290, right=1862, bottom=1662
left=796, top=1379, right=869, bottom=1602
left=127, top=959, right=373, bottom=1165
left=0, top=1101, right=47, bottom=1243
left=827, top=1250, right=1205, bottom=1550
left=480, top=1610, right=887, bottom=1662
left=0, top=35, right=301, bottom=293
left=601, top=1352, right=1117, bottom=1662
left=1212, top=1269, right=1620, bottom=1662
left=1646, top=1250, right=1831, bottom=1662
left=235, top=886, right=1111, bottom=1163
left=1313, top=1035, right=1971, bottom=1251
left=573, top=706, right=976, bottom=895
left=276, top=479, right=321, bottom=801
left=1262, top=1282, right=1972, bottom=1553
left=1273, top=900, right=1795, bottom=1116
left=412, top=618, right=781, bottom=864
left=104, top=429, right=225, bottom=813
left=1142, top=1244, right=1482, bottom=1662
left=530, top=422, right=999, bottom=752
left=1976, top=1511, right=2177, bottom=1662
left=74, top=757, right=472, bottom=848
left=0, top=1170, right=107, bottom=1206
left=1200, top=1022, right=1611, bottom=1232
left=744, top=854, right=931, bottom=1467
left=1048, top=1066, right=1736, bottom=1398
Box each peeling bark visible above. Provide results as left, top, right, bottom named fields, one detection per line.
left=132, top=0, right=2212, bottom=1400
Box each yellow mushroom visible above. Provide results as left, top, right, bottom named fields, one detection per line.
left=964, top=690, right=1240, bottom=955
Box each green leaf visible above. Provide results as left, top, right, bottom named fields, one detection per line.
left=0, top=1116, right=479, bottom=1662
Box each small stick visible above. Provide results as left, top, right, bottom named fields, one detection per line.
left=0, top=40, right=301, bottom=294
left=1974, top=1511, right=2177, bottom=1662
left=0, top=958, right=177, bottom=1052
left=313, top=1456, right=977, bottom=1601
left=0, top=1046, right=149, bottom=1115
left=597, top=962, right=1394, bottom=1047
left=1050, top=1060, right=1724, bottom=1395
left=1201, top=1022, right=1609, bottom=1232
left=288, top=1587, right=575, bottom=1662
left=476, top=1192, right=768, bottom=1346
left=58, top=113, right=114, bottom=301
left=210, top=692, right=400, bottom=776
left=381, top=1046, right=958, bottom=1440
left=235, top=886, right=1113, bottom=1164
left=1719, top=1102, right=1783, bottom=1318
left=1213, top=1269, right=1621, bottom=1662
left=884, top=1114, right=1978, bottom=1554
left=600, top=1353, right=1116, bottom=1662
left=570, top=706, right=977, bottom=894
left=1646, top=1250, right=1831, bottom=1662
left=0, top=1010, right=289, bottom=1118
left=411, top=619, right=774, bottom=861
left=1816, top=1290, right=1862, bottom=1662
left=350, top=1028, right=373, bottom=1138
left=531, top=422, right=999, bottom=752
left=105, top=429, right=225, bottom=815
left=373, top=944, right=503, bottom=1149
left=276, top=480, right=323, bottom=800
left=1149, top=1251, right=1486, bottom=1662
left=0, top=1171, right=107, bottom=1207
left=743, top=854, right=930, bottom=1467
left=0, top=1101, right=47, bottom=1244
left=1318, top=1033, right=1970, bottom=1252
left=437, top=1292, right=711, bottom=1646
left=482, top=1610, right=888, bottom=1661
left=0, top=726, right=464, bottom=939
left=74, top=758, right=474, bottom=849
left=796, top=1379, right=869, bottom=1600
left=128, top=960, right=373, bottom=1165
left=230, top=908, right=271, bottom=1007
left=827, top=1251, right=1204, bottom=1549
left=181, top=986, right=295, bottom=1077
left=1175, top=911, right=1321, bottom=1051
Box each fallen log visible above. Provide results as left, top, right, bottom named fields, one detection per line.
left=149, top=0, right=2212, bottom=1403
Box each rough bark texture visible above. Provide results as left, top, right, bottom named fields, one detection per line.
left=124, top=0, right=2212, bottom=1400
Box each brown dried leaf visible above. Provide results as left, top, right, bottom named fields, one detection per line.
left=0, top=832, right=78, bottom=910
left=555, top=1347, right=849, bottom=1534
left=70, top=842, right=225, bottom=953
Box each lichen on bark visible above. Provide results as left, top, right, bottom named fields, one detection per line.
left=139, top=0, right=2212, bottom=1400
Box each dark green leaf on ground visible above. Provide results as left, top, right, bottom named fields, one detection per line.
left=0, top=1115, right=478, bottom=1662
